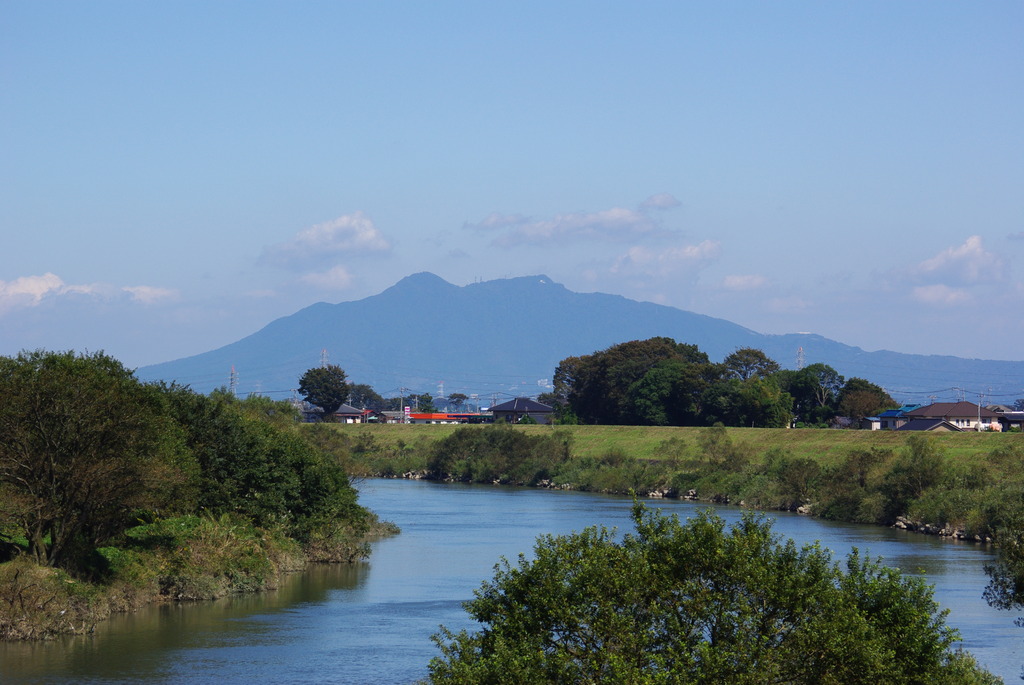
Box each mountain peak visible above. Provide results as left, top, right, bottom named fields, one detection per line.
left=382, top=272, right=456, bottom=293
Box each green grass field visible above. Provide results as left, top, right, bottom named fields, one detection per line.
left=324, top=422, right=1015, bottom=466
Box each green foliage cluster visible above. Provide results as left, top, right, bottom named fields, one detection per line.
left=161, top=386, right=367, bottom=547
left=298, top=363, right=349, bottom=416
left=430, top=503, right=997, bottom=684
left=552, top=338, right=895, bottom=428
left=426, top=423, right=572, bottom=485
left=0, top=350, right=385, bottom=639
left=93, top=514, right=305, bottom=600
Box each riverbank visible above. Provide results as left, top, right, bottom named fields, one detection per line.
left=0, top=516, right=399, bottom=641
left=321, top=422, right=1022, bottom=542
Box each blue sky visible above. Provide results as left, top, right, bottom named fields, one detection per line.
left=2, top=2, right=1022, bottom=369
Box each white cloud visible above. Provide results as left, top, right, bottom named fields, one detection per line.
left=1, top=273, right=177, bottom=314
left=911, top=235, right=1005, bottom=286
left=721, top=274, right=769, bottom=291
left=262, top=212, right=392, bottom=269
left=122, top=285, right=178, bottom=304
left=300, top=265, right=354, bottom=290
left=640, top=193, right=681, bottom=210
left=911, top=284, right=972, bottom=306
left=0, top=273, right=108, bottom=314
left=611, top=240, right=720, bottom=277
left=467, top=195, right=682, bottom=247
left=0, top=273, right=66, bottom=309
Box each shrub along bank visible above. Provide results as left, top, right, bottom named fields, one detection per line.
left=0, top=351, right=396, bottom=641
left=323, top=422, right=1023, bottom=541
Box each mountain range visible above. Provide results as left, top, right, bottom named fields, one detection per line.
left=137, top=272, right=1024, bottom=405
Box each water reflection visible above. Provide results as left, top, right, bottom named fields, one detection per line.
left=0, top=563, right=368, bottom=683
left=0, top=479, right=1019, bottom=684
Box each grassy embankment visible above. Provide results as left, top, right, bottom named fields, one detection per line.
left=319, top=422, right=1022, bottom=541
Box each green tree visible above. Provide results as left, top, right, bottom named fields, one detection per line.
left=558, top=338, right=713, bottom=424
left=161, top=386, right=366, bottom=544
left=776, top=364, right=844, bottom=425
left=0, top=350, right=189, bottom=569
left=838, top=377, right=896, bottom=423
left=723, top=347, right=780, bottom=381
left=347, top=383, right=383, bottom=410
left=417, top=393, right=438, bottom=413
left=807, top=362, right=845, bottom=413
left=736, top=376, right=793, bottom=428
left=447, top=392, right=469, bottom=411
left=984, top=516, right=1024, bottom=628
left=627, top=359, right=709, bottom=426
left=298, top=364, right=349, bottom=418
left=430, top=503, right=992, bottom=683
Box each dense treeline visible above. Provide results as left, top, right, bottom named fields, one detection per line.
left=0, top=350, right=387, bottom=639
left=542, top=337, right=895, bottom=428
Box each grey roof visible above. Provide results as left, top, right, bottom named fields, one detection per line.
left=896, top=418, right=962, bottom=432
left=489, top=397, right=553, bottom=413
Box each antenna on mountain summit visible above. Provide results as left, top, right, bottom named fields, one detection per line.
left=320, top=348, right=329, bottom=368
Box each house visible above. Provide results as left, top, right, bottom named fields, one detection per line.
left=332, top=404, right=366, bottom=423
left=896, top=418, right=962, bottom=432
left=902, top=402, right=1002, bottom=432
left=987, top=405, right=1024, bottom=432
left=862, top=404, right=922, bottom=431
left=489, top=397, right=554, bottom=424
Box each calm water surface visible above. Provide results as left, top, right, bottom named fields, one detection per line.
left=1, top=479, right=1020, bottom=683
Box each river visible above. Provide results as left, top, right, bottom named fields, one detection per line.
left=1, top=479, right=1020, bottom=683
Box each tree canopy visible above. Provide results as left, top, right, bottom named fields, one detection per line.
left=0, top=351, right=189, bottom=567
left=430, top=503, right=996, bottom=684
left=298, top=364, right=349, bottom=417
left=0, top=351, right=371, bottom=573
left=723, top=347, right=780, bottom=381
left=553, top=338, right=796, bottom=427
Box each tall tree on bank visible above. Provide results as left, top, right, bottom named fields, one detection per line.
left=0, top=350, right=188, bottom=568
left=298, top=364, right=349, bottom=418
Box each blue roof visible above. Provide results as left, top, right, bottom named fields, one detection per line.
left=878, top=404, right=922, bottom=418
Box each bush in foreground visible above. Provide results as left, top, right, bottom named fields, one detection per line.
left=430, top=503, right=998, bottom=684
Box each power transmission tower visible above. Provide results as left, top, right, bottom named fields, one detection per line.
left=796, top=347, right=806, bottom=370
left=229, top=365, right=238, bottom=396
left=320, top=348, right=329, bottom=368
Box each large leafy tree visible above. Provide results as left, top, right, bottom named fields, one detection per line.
left=0, top=350, right=188, bottom=568
left=430, top=504, right=995, bottom=684
left=160, top=386, right=365, bottom=543
left=723, top=347, right=780, bottom=381
left=838, top=377, right=897, bottom=422
left=558, top=338, right=714, bottom=425
left=776, top=363, right=845, bottom=425
left=298, top=364, right=349, bottom=417
left=347, top=382, right=384, bottom=410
